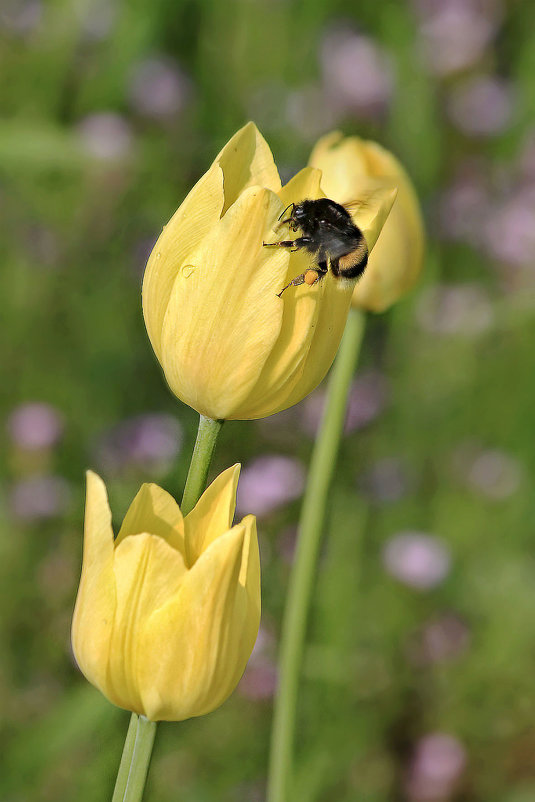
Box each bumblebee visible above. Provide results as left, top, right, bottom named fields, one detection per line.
left=263, top=198, right=368, bottom=297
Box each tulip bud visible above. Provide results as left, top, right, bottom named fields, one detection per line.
left=71, top=465, right=260, bottom=722
left=309, top=131, right=424, bottom=312
left=142, top=122, right=396, bottom=420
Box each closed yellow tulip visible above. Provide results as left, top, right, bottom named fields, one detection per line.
left=71, top=465, right=260, bottom=722
left=309, top=131, right=424, bottom=313
left=142, top=122, right=396, bottom=420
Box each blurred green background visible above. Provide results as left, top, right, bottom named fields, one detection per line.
left=2, top=0, right=535, bottom=799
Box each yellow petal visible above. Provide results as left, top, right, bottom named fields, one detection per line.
left=71, top=471, right=116, bottom=696
left=142, top=160, right=225, bottom=361
left=138, top=519, right=260, bottom=721
left=346, top=179, right=398, bottom=252
left=116, top=482, right=185, bottom=555
left=184, top=464, right=240, bottom=567
left=107, top=533, right=188, bottom=713
left=352, top=142, right=425, bottom=312
left=159, top=186, right=289, bottom=419
left=276, top=165, right=324, bottom=211
left=217, top=121, right=282, bottom=214
left=309, top=131, right=369, bottom=203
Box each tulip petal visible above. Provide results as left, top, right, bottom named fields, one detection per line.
left=116, top=483, right=185, bottom=555
left=309, top=131, right=369, bottom=204
left=184, top=464, right=240, bottom=566
left=160, top=186, right=290, bottom=420
left=276, top=166, right=324, bottom=211
left=71, top=471, right=116, bottom=696
left=138, top=518, right=260, bottom=721
left=107, top=533, right=188, bottom=714
left=142, top=160, right=225, bottom=361
left=217, top=122, right=281, bottom=213
left=352, top=142, right=425, bottom=312
left=346, top=180, right=398, bottom=252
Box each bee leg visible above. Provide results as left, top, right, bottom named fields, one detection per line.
left=263, top=239, right=300, bottom=250
left=276, top=264, right=327, bottom=298
left=263, top=236, right=314, bottom=251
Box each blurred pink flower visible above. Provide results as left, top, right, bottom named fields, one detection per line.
left=128, top=57, right=190, bottom=120
left=77, top=113, right=133, bottom=162
left=238, top=626, right=277, bottom=701
left=467, top=448, right=522, bottom=499
left=447, top=75, right=514, bottom=137
left=483, top=187, right=535, bottom=267
left=285, top=85, right=338, bottom=140
left=383, top=532, right=451, bottom=590
left=438, top=166, right=490, bottom=245
left=410, top=614, right=471, bottom=665
left=10, top=475, right=71, bottom=521
left=0, top=0, right=42, bottom=35
left=320, top=28, right=394, bottom=118
left=415, top=283, right=494, bottom=336
left=95, top=413, right=183, bottom=476
left=7, top=403, right=63, bottom=451
left=359, top=457, right=410, bottom=503
left=405, top=733, right=467, bottom=801
left=302, top=371, right=388, bottom=436
left=236, top=456, right=305, bottom=517
left=415, top=0, right=502, bottom=76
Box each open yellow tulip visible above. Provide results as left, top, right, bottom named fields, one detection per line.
left=142, top=122, right=396, bottom=420
left=71, top=465, right=260, bottom=722
left=309, top=131, right=425, bottom=313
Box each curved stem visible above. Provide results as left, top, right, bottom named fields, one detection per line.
left=181, top=415, right=224, bottom=515
left=267, top=308, right=366, bottom=802
left=111, top=414, right=223, bottom=801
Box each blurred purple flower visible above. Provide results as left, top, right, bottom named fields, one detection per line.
left=239, top=625, right=278, bottom=701
left=410, top=614, right=471, bottom=666
left=416, top=283, right=494, bottom=336
left=236, top=455, right=305, bottom=517
left=415, top=0, right=502, bottom=76
left=320, top=28, right=394, bottom=119
left=359, top=457, right=410, bottom=503
left=10, top=475, right=71, bottom=521
left=7, top=403, right=63, bottom=451
left=438, top=166, right=490, bottom=245
left=483, top=187, right=535, bottom=267
left=405, top=733, right=467, bottom=801
left=95, top=413, right=183, bottom=477
left=128, top=57, right=190, bottom=120
left=238, top=659, right=278, bottom=701
left=285, top=84, right=338, bottom=140
left=303, top=371, right=388, bottom=437
left=277, top=525, right=298, bottom=564
left=447, top=75, right=514, bottom=137
left=467, top=448, right=522, bottom=499
left=383, top=532, right=451, bottom=590
left=77, top=113, right=133, bottom=162
left=0, top=0, right=42, bottom=35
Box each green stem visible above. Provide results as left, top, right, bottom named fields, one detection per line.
left=266, top=308, right=366, bottom=802
left=112, top=716, right=156, bottom=802
left=111, top=413, right=223, bottom=802
left=181, top=415, right=224, bottom=515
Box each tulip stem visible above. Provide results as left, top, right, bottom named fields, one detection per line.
left=181, top=415, right=224, bottom=516
left=112, top=715, right=157, bottom=802
left=267, top=307, right=366, bottom=802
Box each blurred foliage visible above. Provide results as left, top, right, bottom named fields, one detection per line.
left=2, top=0, right=535, bottom=800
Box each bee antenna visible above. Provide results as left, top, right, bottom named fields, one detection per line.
left=278, top=203, right=295, bottom=222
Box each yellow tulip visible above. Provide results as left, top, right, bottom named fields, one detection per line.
left=309, top=131, right=424, bottom=313
left=71, top=465, right=260, bottom=722
left=142, top=122, right=396, bottom=420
